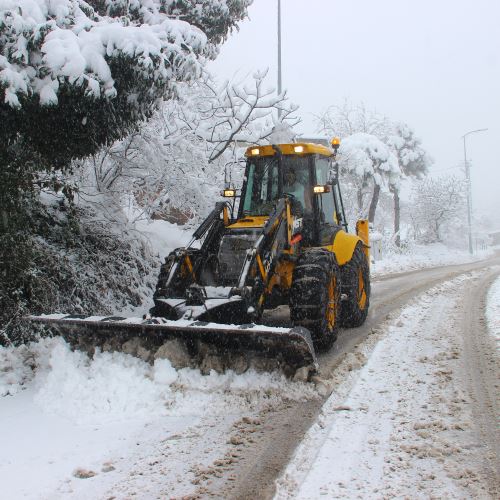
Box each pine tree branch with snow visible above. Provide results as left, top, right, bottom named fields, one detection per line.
left=0, top=0, right=252, bottom=171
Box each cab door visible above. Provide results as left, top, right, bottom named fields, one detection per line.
left=314, top=156, right=342, bottom=244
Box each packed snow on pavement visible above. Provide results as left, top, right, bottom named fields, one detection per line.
left=276, top=271, right=498, bottom=499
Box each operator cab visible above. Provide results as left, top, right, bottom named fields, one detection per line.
left=235, top=143, right=348, bottom=245
left=240, top=154, right=312, bottom=217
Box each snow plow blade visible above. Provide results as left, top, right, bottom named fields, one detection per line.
left=29, top=314, right=318, bottom=372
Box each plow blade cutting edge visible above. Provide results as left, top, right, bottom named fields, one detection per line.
left=29, top=314, right=318, bottom=372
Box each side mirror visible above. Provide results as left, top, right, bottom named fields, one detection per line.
left=327, top=161, right=339, bottom=185
left=224, top=164, right=229, bottom=188
left=224, top=158, right=246, bottom=188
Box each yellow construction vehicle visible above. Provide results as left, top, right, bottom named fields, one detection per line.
left=31, top=139, right=370, bottom=375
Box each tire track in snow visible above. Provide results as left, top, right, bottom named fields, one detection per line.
left=460, top=269, right=500, bottom=494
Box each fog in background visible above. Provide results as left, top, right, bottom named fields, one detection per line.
left=209, top=0, right=499, bottom=224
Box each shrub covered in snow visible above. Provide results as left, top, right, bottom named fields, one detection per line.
left=0, top=195, right=158, bottom=345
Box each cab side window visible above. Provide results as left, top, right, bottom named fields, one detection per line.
left=315, top=157, right=336, bottom=224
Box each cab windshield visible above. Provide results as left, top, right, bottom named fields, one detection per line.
left=241, top=156, right=311, bottom=216
left=241, top=157, right=279, bottom=216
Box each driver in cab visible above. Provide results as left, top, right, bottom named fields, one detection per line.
left=283, top=168, right=312, bottom=215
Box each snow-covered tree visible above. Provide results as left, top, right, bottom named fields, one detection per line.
left=317, top=100, right=391, bottom=139
left=170, top=69, right=298, bottom=163
left=77, top=70, right=299, bottom=224
left=387, top=123, right=432, bottom=246
left=409, top=176, right=465, bottom=243
left=317, top=102, right=432, bottom=236
left=337, top=132, right=400, bottom=223
left=0, top=0, right=251, bottom=198
left=316, top=101, right=396, bottom=224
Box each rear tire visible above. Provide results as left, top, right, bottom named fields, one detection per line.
left=340, top=242, right=370, bottom=328
left=290, top=249, right=340, bottom=351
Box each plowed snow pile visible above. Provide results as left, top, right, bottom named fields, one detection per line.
left=0, top=338, right=317, bottom=499
left=486, top=275, right=500, bottom=350
left=276, top=273, right=495, bottom=499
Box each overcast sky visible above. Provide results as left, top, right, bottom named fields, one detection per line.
left=209, top=0, right=499, bottom=219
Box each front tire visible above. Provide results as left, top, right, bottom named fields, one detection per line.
left=153, top=248, right=200, bottom=300
left=290, top=249, right=340, bottom=351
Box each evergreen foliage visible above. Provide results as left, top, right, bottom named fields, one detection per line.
left=0, top=0, right=251, bottom=171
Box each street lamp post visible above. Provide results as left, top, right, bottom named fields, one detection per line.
left=277, top=0, right=282, bottom=118
left=462, top=128, right=488, bottom=254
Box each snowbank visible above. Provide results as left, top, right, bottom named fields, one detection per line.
left=1, top=337, right=316, bottom=424
left=0, top=337, right=58, bottom=397
left=486, top=275, right=500, bottom=351
left=133, top=218, right=192, bottom=258
left=371, top=242, right=492, bottom=277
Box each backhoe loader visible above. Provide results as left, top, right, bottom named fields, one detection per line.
left=31, top=139, right=370, bottom=377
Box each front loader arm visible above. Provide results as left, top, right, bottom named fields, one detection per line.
left=236, top=198, right=293, bottom=315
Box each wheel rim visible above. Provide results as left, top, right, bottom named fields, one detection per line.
left=357, top=269, right=367, bottom=309
left=327, top=276, right=337, bottom=329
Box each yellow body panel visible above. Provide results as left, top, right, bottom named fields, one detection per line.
left=245, top=143, right=333, bottom=158
left=228, top=217, right=367, bottom=277
left=267, top=260, right=294, bottom=292
left=228, top=216, right=268, bottom=229
left=328, top=230, right=363, bottom=266
left=223, top=205, right=229, bottom=226
left=355, top=219, right=370, bottom=263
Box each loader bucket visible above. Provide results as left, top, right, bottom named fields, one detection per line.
left=29, top=314, right=318, bottom=373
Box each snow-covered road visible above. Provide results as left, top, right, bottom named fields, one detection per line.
left=276, top=270, right=499, bottom=499
left=1, top=257, right=499, bottom=499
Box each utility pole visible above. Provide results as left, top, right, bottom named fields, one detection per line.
left=277, top=0, right=282, bottom=119
left=462, top=128, right=487, bottom=254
